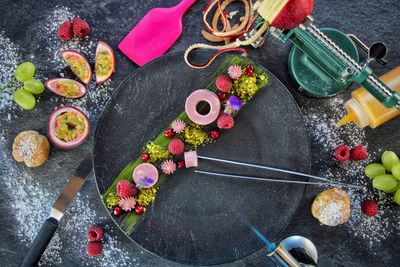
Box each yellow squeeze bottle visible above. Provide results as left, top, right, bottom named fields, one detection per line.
left=336, top=67, right=400, bottom=128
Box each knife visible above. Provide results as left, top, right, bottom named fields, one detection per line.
left=20, top=155, right=93, bottom=267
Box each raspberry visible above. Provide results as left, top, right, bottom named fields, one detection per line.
left=116, top=180, right=137, bottom=198
left=168, top=138, right=184, bottom=155
left=86, top=241, right=103, bottom=257
left=57, top=21, right=73, bottom=41
left=72, top=17, right=90, bottom=37
left=217, top=113, right=234, bottom=129
left=361, top=199, right=378, bottom=217
left=215, top=75, right=232, bottom=92
left=333, top=144, right=350, bottom=163
left=350, top=145, right=368, bottom=160
left=87, top=225, right=103, bottom=242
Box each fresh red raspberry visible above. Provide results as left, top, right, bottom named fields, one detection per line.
left=72, top=17, right=90, bottom=37
left=333, top=144, right=350, bottom=163
left=116, top=180, right=137, bottom=198
left=350, top=145, right=368, bottom=160
left=215, top=75, right=232, bottom=92
left=87, top=225, right=103, bottom=242
left=361, top=199, right=378, bottom=217
left=217, top=113, right=234, bottom=129
left=86, top=241, right=103, bottom=257
left=57, top=20, right=73, bottom=41
left=168, top=138, right=184, bottom=155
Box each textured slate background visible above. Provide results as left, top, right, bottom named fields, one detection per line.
left=0, top=0, right=399, bottom=266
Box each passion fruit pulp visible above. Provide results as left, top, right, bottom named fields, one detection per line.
left=61, top=50, right=92, bottom=84
left=45, top=78, right=87, bottom=99
left=48, top=106, right=90, bottom=148
left=95, top=41, right=115, bottom=84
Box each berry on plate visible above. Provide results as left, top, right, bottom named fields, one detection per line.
left=116, top=180, right=137, bottom=198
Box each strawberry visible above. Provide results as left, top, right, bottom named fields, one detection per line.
left=57, top=21, right=73, bottom=41
left=86, top=241, right=103, bottom=257
left=350, top=145, right=368, bottom=160
left=333, top=144, right=350, bottom=163
left=72, top=17, right=90, bottom=37
left=361, top=199, right=378, bottom=217
left=87, top=225, right=103, bottom=242
left=116, top=180, right=137, bottom=198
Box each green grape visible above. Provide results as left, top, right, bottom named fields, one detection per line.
left=13, top=88, right=36, bottom=110
left=24, top=79, right=44, bottom=94
left=373, top=174, right=398, bottom=193
left=394, top=188, right=400, bottom=205
left=15, top=61, right=36, bottom=82
left=392, top=162, right=400, bottom=181
left=364, top=163, right=386, bottom=179
left=381, top=151, right=399, bottom=171
left=387, top=183, right=400, bottom=193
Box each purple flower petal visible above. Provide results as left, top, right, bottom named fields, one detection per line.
left=228, top=96, right=242, bottom=110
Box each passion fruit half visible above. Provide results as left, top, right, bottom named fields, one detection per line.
left=45, top=78, right=87, bottom=99
left=48, top=106, right=90, bottom=149
left=60, top=50, right=92, bottom=84
left=95, top=41, right=115, bottom=84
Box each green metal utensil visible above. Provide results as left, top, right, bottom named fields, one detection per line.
left=270, top=16, right=400, bottom=109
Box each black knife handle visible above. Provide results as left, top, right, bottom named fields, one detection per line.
left=20, top=217, right=59, bottom=267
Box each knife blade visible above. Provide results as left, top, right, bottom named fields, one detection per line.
left=20, top=155, right=93, bottom=267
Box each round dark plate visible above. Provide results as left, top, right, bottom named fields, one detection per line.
left=94, top=52, right=311, bottom=265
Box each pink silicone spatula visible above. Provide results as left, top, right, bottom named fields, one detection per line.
left=118, top=0, right=196, bottom=66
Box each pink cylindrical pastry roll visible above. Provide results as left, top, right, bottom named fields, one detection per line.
left=184, top=150, right=198, bottom=168
left=185, top=89, right=221, bottom=125
left=133, top=163, right=159, bottom=188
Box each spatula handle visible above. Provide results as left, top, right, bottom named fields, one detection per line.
left=20, top=217, right=59, bottom=267
left=175, top=0, right=196, bottom=15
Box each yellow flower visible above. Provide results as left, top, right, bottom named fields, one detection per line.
left=145, top=142, right=171, bottom=163
left=230, top=72, right=268, bottom=102
left=184, top=124, right=210, bottom=148
left=136, top=187, right=158, bottom=207
left=105, top=192, right=120, bottom=209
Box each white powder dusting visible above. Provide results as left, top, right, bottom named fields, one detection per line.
left=0, top=6, right=134, bottom=266
left=302, top=95, right=400, bottom=249
left=0, top=33, right=20, bottom=114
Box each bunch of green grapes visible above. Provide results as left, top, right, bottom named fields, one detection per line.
left=365, top=151, right=400, bottom=205
left=12, top=61, right=44, bottom=110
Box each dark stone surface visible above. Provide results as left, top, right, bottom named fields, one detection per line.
left=0, top=0, right=399, bottom=266
left=93, top=53, right=311, bottom=265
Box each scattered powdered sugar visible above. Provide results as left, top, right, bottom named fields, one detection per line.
left=0, top=33, right=21, bottom=113
left=302, top=95, right=400, bottom=249
left=0, top=137, right=134, bottom=266
left=0, top=6, right=134, bottom=266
